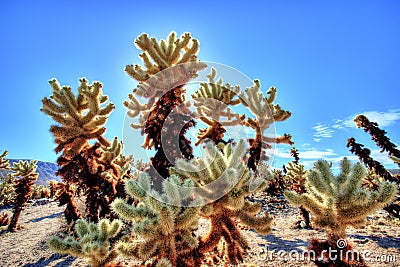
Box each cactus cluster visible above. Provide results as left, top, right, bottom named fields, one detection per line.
left=31, top=185, right=51, bottom=199
left=285, top=161, right=311, bottom=228
left=42, top=32, right=399, bottom=267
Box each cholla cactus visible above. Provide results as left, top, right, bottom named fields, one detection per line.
left=354, top=114, right=400, bottom=167
left=111, top=172, right=202, bottom=267
left=41, top=78, right=124, bottom=223
left=239, top=81, right=293, bottom=170
left=171, top=140, right=272, bottom=264
left=124, top=32, right=207, bottom=190
left=0, top=150, right=10, bottom=170
left=0, top=151, right=13, bottom=207
left=41, top=78, right=114, bottom=159
left=285, top=158, right=397, bottom=247
left=347, top=115, right=400, bottom=218
left=31, top=185, right=51, bottom=199
left=48, top=218, right=122, bottom=267
left=53, top=182, right=81, bottom=224
left=285, top=162, right=307, bottom=194
left=48, top=180, right=59, bottom=198
left=192, top=68, right=243, bottom=146
left=0, top=173, right=15, bottom=207
left=8, top=160, right=39, bottom=231
left=285, top=162, right=311, bottom=228
left=265, top=168, right=287, bottom=195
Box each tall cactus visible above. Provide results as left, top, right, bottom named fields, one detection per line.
left=8, top=160, right=38, bottom=231
left=111, top=172, right=203, bottom=267
left=239, top=81, right=293, bottom=171
left=48, top=218, right=122, bottom=267
left=41, top=79, right=128, bottom=223
left=124, top=32, right=206, bottom=190
left=171, top=140, right=272, bottom=264
left=285, top=158, right=397, bottom=266
left=285, top=161, right=311, bottom=228
left=347, top=114, right=400, bottom=218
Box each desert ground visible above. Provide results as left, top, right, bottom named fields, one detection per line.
left=0, top=195, right=399, bottom=267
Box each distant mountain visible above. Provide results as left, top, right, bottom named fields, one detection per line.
left=389, top=169, right=400, bottom=176
left=0, top=159, right=61, bottom=185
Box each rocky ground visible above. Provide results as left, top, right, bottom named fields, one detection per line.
left=0, top=194, right=399, bottom=267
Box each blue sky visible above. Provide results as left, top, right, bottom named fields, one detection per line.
left=0, top=0, right=399, bottom=171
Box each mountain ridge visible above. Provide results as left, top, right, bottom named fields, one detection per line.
left=0, top=159, right=61, bottom=185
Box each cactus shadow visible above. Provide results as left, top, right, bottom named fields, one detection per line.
left=349, top=233, right=400, bottom=249
left=27, top=212, right=63, bottom=223
left=260, top=233, right=309, bottom=253
left=21, top=254, right=75, bottom=267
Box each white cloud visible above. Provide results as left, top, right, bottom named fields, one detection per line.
left=271, top=147, right=337, bottom=159
left=333, top=109, right=400, bottom=129
left=312, top=123, right=334, bottom=142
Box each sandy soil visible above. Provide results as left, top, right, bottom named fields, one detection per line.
left=0, top=196, right=399, bottom=267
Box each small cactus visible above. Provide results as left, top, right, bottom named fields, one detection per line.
left=285, top=158, right=397, bottom=266
left=48, top=218, right=122, bottom=267
left=111, top=173, right=202, bottom=267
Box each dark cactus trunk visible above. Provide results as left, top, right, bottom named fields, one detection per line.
left=8, top=176, right=36, bottom=231
left=8, top=206, right=23, bottom=231
left=144, top=87, right=195, bottom=191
